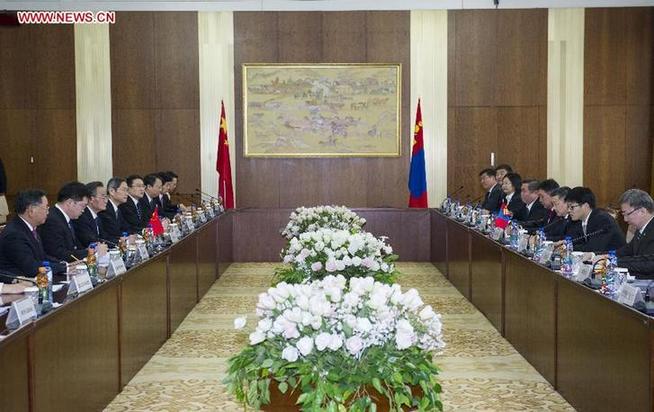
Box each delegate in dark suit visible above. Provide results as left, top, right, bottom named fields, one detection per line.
left=119, top=198, right=145, bottom=234
left=544, top=215, right=573, bottom=241
left=38, top=207, right=87, bottom=261
left=72, top=207, right=102, bottom=248
left=516, top=201, right=548, bottom=230
left=502, top=194, right=526, bottom=217
left=481, top=184, right=503, bottom=214
left=160, top=194, right=176, bottom=219
left=0, top=218, right=66, bottom=280
left=616, top=225, right=654, bottom=278
left=569, top=209, right=626, bottom=252
left=138, top=195, right=159, bottom=225
left=99, top=201, right=127, bottom=244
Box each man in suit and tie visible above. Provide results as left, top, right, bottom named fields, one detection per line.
left=495, top=164, right=513, bottom=183
left=516, top=179, right=547, bottom=229
left=537, top=179, right=560, bottom=227
left=120, top=175, right=146, bottom=234
left=545, top=186, right=573, bottom=241
left=0, top=189, right=67, bottom=287
left=99, top=177, right=129, bottom=244
left=565, top=186, right=625, bottom=252
left=72, top=181, right=108, bottom=247
left=479, top=168, right=502, bottom=213
left=158, top=171, right=176, bottom=219
left=38, top=182, right=91, bottom=262
left=138, top=173, right=163, bottom=223
left=612, top=189, right=654, bottom=278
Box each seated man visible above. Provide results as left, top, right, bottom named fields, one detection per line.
left=479, top=168, right=502, bottom=213
left=516, top=179, right=547, bottom=229
left=72, top=181, right=107, bottom=247
left=613, top=189, right=654, bottom=278
left=38, top=181, right=90, bottom=262
left=99, top=177, right=129, bottom=243
left=139, top=173, right=163, bottom=221
left=158, top=171, right=177, bottom=220
left=495, top=164, right=513, bottom=183
left=545, top=186, right=572, bottom=241
left=565, top=186, right=625, bottom=252
left=120, top=175, right=146, bottom=234
left=537, top=179, right=560, bottom=227
left=0, top=189, right=67, bottom=281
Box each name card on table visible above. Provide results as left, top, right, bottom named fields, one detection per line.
left=68, top=273, right=93, bottom=296
left=617, top=284, right=644, bottom=306
left=6, top=297, right=37, bottom=329
left=169, top=230, right=180, bottom=243
left=108, top=253, right=127, bottom=277
left=137, top=243, right=150, bottom=260
left=539, top=246, right=554, bottom=265
left=573, top=264, right=593, bottom=282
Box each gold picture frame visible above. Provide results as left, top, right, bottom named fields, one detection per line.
left=243, top=63, right=401, bottom=158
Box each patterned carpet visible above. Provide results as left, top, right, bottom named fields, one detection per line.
left=105, top=262, right=574, bottom=411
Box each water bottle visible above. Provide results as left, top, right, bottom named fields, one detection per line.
left=561, top=237, right=573, bottom=277
left=533, top=228, right=545, bottom=261
left=605, top=250, right=618, bottom=296
left=42, top=261, right=53, bottom=303
left=509, top=221, right=519, bottom=249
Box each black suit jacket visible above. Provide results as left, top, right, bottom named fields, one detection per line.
left=38, top=207, right=87, bottom=262
left=569, top=209, right=626, bottom=253
left=72, top=207, right=102, bottom=248
left=138, top=195, right=159, bottom=226
left=159, top=194, right=176, bottom=219
left=516, top=200, right=548, bottom=229
left=0, top=217, right=66, bottom=280
left=119, top=198, right=145, bottom=234
left=481, top=184, right=502, bottom=214
left=544, top=215, right=573, bottom=242
left=0, top=157, right=6, bottom=194
left=98, top=201, right=127, bottom=244
left=502, top=193, right=526, bottom=217
left=616, top=221, right=654, bottom=278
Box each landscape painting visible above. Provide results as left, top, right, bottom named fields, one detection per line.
left=243, top=64, right=401, bottom=157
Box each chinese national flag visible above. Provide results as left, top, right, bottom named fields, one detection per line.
left=149, top=206, right=164, bottom=236
left=217, top=101, right=234, bottom=209
left=408, top=99, right=428, bottom=208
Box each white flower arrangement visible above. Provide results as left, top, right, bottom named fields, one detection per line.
left=251, top=275, right=444, bottom=356
left=226, top=276, right=445, bottom=411
left=276, top=228, right=398, bottom=284
left=281, top=205, right=367, bottom=240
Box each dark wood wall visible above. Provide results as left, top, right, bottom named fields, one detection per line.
left=0, top=25, right=77, bottom=202
left=447, top=9, right=548, bottom=202
left=583, top=7, right=654, bottom=207
left=110, top=12, right=201, bottom=195
left=233, top=12, right=411, bottom=208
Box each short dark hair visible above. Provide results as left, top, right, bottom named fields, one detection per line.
left=522, top=179, right=540, bottom=192
left=143, top=174, right=162, bottom=188
left=479, top=168, right=496, bottom=178
left=537, top=179, right=560, bottom=194
left=85, top=181, right=104, bottom=198
left=57, top=181, right=91, bottom=203
left=496, top=164, right=513, bottom=174
left=566, top=186, right=596, bottom=209
left=619, top=189, right=654, bottom=213
left=158, top=171, right=173, bottom=184
left=15, top=189, right=47, bottom=214
left=167, top=171, right=178, bottom=179
left=107, top=177, right=126, bottom=192
left=126, top=175, right=143, bottom=187
left=503, top=173, right=522, bottom=193
left=551, top=186, right=570, bottom=200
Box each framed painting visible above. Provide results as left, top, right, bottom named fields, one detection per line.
left=242, top=63, right=401, bottom=157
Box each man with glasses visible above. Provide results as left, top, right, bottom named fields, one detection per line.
left=610, top=189, right=654, bottom=278
left=565, top=186, right=625, bottom=252
left=99, top=177, right=129, bottom=244
left=0, top=189, right=68, bottom=290
left=545, top=186, right=572, bottom=241
left=38, top=181, right=91, bottom=262
left=120, top=175, right=146, bottom=233
left=479, top=168, right=502, bottom=213
left=72, top=181, right=108, bottom=248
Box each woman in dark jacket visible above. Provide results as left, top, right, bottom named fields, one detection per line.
left=500, top=172, right=525, bottom=217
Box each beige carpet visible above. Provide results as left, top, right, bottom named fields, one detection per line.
left=105, top=262, right=574, bottom=411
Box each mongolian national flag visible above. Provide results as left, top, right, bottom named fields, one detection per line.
left=149, top=206, right=164, bottom=236
left=494, top=202, right=511, bottom=229
left=408, top=99, right=428, bottom=208
left=217, top=101, right=235, bottom=209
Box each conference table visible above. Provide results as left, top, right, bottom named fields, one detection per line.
left=1, top=208, right=652, bottom=411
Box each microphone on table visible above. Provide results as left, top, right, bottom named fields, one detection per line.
left=195, top=188, right=220, bottom=202
left=447, top=185, right=465, bottom=201
left=97, top=238, right=119, bottom=247
left=570, top=228, right=607, bottom=244
left=0, top=269, right=37, bottom=285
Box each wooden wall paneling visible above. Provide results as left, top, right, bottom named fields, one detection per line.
left=496, top=107, right=545, bottom=180
left=357, top=209, right=430, bottom=261
left=0, top=110, right=34, bottom=194
left=217, top=211, right=233, bottom=276
left=32, top=284, right=120, bottom=412
left=583, top=106, right=627, bottom=206
left=277, top=12, right=323, bottom=62
left=197, top=222, right=217, bottom=298
left=33, top=110, right=77, bottom=193
left=232, top=208, right=290, bottom=262
left=495, top=9, right=547, bottom=107
left=234, top=12, right=281, bottom=208
left=452, top=10, right=496, bottom=107
left=30, top=26, right=75, bottom=110
left=321, top=12, right=367, bottom=63
left=168, top=238, right=199, bottom=332
left=470, top=234, right=503, bottom=332
left=584, top=8, right=628, bottom=106
left=0, top=26, right=31, bottom=109
left=0, top=331, right=30, bottom=411
left=430, top=210, right=448, bottom=276
left=111, top=109, right=157, bottom=177
left=625, top=105, right=653, bottom=192
left=120, top=255, right=168, bottom=387
left=446, top=220, right=470, bottom=299
left=624, top=8, right=653, bottom=106
left=155, top=110, right=201, bottom=194
left=110, top=12, right=156, bottom=110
